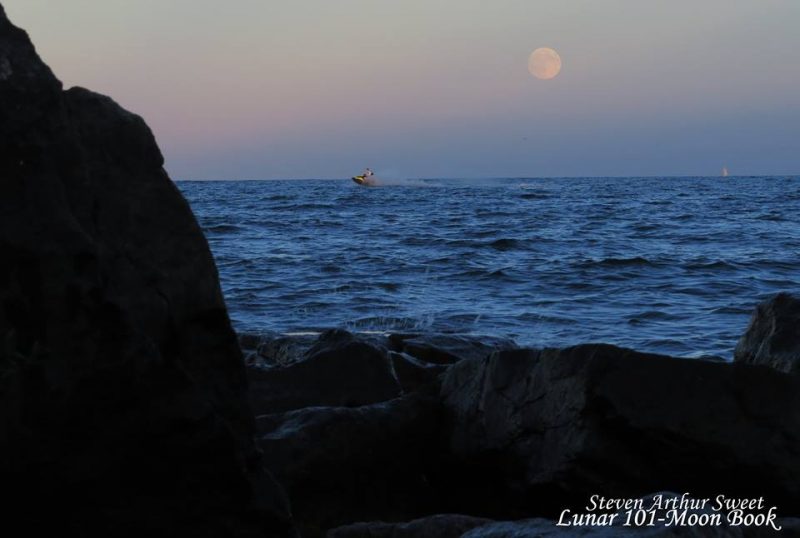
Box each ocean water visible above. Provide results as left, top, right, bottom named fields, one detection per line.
left=178, top=177, right=800, bottom=359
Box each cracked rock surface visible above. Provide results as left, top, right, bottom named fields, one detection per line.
left=441, top=344, right=800, bottom=516
left=248, top=329, right=800, bottom=536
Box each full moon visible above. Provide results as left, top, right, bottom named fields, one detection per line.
left=528, top=47, right=562, bottom=80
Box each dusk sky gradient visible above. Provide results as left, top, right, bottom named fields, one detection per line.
left=6, top=0, right=800, bottom=179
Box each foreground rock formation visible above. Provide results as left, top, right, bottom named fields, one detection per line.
left=242, top=313, right=800, bottom=537
left=0, top=6, right=292, bottom=537
left=735, top=292, right=800, bottom=373
left=441, top=345, right=800, bottom=515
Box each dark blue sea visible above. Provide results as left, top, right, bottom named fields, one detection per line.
left=178, top=177, right=800, bottom=359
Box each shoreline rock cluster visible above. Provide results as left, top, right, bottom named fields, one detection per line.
left=2, top=4, right=799, bottom=537
left=241, top=303, right=800, bottom=536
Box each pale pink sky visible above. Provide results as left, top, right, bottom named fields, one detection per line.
left=5, top=0, right=800, bottom=178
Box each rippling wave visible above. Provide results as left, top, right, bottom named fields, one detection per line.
left=179, top=176, right=800, bottom=359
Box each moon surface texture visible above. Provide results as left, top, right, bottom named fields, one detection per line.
left=529, top=47, right=562, bottom=80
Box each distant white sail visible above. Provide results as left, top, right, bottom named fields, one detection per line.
left=722, top=166, right=729, bottom=177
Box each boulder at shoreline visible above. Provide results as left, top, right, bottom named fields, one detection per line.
left=248, top=329, right=402, bottom=413
left=735, top=292, right=800, bottom=373
left=245, top=318, right=800, bottom=536
left=0, top=5, right=293, bottom=536
left=441, top=344, right=800, bottom=516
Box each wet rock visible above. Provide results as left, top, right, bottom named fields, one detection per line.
left=735, top=293, right=800, bottom=373
left=249, top=330, right=401, bottom=414
left=327, top=514, right=493, bottom=538
left=441, top=345, right=800, bottom=518
left=388, top=333, right=517, bottom=365
left=0, top=5, right=292, bottom=536
left=260, top=333, right=319, bottom=365
left=240, top=331, right=318, bottom=368
left=258, top=391, right=443, bottom=537
left=308, top=328, right=370, bottom=355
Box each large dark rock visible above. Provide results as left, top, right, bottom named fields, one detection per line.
left=0, top=6, right=292, bottom=536
left=328, top=514, right=493, bottom=538
left=257, top=391, right=444, bottom=537
left=441, top=345, right=800, bottom=518
left=735, top=293, right=800, bottom=373
left=248, top=330, right=402, bottom=414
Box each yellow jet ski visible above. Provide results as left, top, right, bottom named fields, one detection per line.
left=352, top=174, right=377, bottom=186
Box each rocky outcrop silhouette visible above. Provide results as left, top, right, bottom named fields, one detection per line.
left=246, top=319, right=800, bottom=536
left=441, top=344, right=800, bottom=515
left=258, top=391, right=443, bottom=536
left=0, top=5, right=292, bottom=536
left=735, top=292, right=800, bottom=373
left=248, top=330, right=402, bottom=413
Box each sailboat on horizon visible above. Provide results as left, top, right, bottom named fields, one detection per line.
left=721, top=166, right=729, bottom=177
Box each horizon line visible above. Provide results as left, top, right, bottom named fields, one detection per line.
left=173, top=174, right=798, bottom=182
